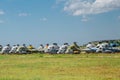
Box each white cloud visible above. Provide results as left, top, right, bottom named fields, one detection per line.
left=81, top=16, right=89, bottom=22
left=40, top=17, right=47, bottom=22
left=0, top=10, right=5, bottom=15
left=59, top=0, right=120, bottom=16
left=18, top=13, right=31, bottom=17
left=118, top=16, right=120, bottom=19
left=0, top=20, right=4, bottom=24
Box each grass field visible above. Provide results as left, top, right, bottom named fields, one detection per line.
left=0, top=53, right=120, bottom=80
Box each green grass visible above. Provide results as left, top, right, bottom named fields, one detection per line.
left=0, top=53, right=120, bottom=80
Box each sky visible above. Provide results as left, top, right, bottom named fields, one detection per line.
left=0, top=0, right=120, bottom=46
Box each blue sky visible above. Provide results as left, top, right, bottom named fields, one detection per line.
left=0, top=0, right=120, bottom=46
